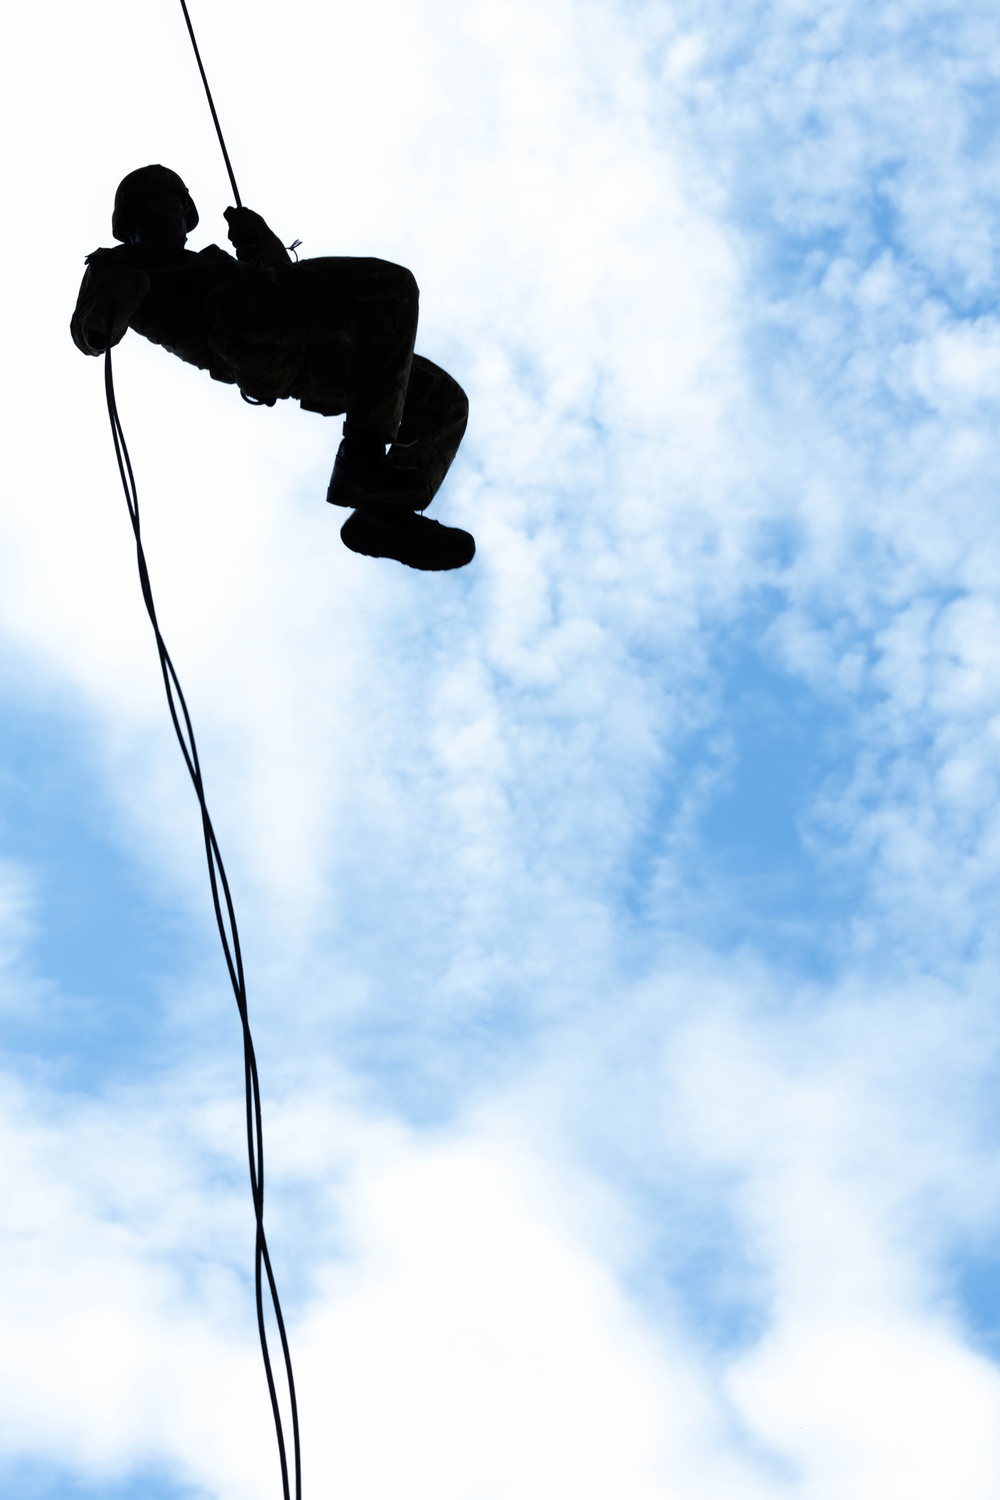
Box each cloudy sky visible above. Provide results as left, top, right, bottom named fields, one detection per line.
left=5, top=0, right=1000, bottom=1495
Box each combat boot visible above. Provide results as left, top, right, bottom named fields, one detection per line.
left=326, top=438, right=431, bottom=510
left=340, top=506, right=475, bottom=572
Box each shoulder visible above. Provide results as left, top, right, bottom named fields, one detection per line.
left=83, top=244, right=130, bottom=267
left=198, top=243, right=240, bottom=265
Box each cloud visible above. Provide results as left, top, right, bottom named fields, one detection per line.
left=5, top=0, right=1000, bottom=1496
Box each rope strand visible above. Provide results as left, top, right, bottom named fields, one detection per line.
left=104, top=9, right=304, bottom=1491
left=103, top=338, right=301, bottom=1500
left=176, top=0, right=243, bottom=206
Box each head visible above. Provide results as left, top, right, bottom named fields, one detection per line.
left=112, top=165, right=199, bottom=246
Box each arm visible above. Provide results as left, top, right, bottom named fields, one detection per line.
left=224, top=207, right=293, bottom=270
left=70, top=261, right=151, bottom=355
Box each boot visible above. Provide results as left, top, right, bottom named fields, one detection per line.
left=340, top=506, right=475, bottom=572
left=326, top=438, right=431, bottom=510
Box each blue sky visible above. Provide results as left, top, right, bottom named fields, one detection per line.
left=5, top=0, right=1000, bottom=1495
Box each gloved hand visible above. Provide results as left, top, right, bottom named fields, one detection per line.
left=224, top=206, right=271, bottom=251
left=86, top=264, right=151, bottom=342
left=224, top=206, right=293, bottom=268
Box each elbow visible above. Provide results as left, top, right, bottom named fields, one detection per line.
left=71, top=319, right=104, bottom=356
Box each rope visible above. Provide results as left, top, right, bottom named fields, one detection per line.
left=103, top=337, right=302, bottom=1500
left=177, top=0, right=243, bottom=207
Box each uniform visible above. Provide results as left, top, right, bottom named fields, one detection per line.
left=71, top=166, right=474, bottom=567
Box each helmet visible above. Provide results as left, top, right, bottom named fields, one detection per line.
left=112, top=164, right=199, bottom=242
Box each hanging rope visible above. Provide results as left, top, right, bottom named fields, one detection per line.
left=95, top=7, right=302, bottom=1491
left=177, top=0, right=243, bottom=207
left=103, top=337, right=302, bottom=1500
left=176, top=0, right=268, bottom=416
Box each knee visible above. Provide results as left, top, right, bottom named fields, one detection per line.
left=394, top=264, right=419, bottom=305
left=369, top=258, right=414, bottom=300
left=452, top=382, right=470, bottom=437
left=443, top=374, right=469, bottom=433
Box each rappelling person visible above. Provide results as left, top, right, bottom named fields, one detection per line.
left=71, top=165, right=475, bottom=572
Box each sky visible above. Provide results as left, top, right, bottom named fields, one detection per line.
left=4, top=0, right=1000, bottom=1494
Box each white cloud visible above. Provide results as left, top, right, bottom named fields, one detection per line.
left=5, top=0, right=1000, bottom=1495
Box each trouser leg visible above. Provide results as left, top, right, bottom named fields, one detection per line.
left=385, top=355, right=469, bottom=502
left=281, top=258, right=418, bottom=439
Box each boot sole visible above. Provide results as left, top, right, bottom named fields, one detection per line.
left=341, top=508, right=475, bottom=571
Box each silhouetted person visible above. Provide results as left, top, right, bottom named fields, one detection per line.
left=72, top=165, right=474, bottom=571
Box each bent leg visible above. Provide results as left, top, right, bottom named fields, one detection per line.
left=282, top=258, right=418, bottom=439
left=386, top=355, right=469, bottom=503
left=218, top=257, right=419, bottom=437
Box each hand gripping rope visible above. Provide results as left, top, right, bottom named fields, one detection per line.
left=99, top=3, right=303, bottom=1497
